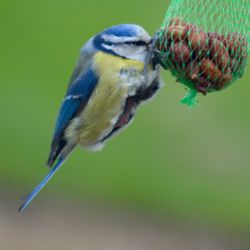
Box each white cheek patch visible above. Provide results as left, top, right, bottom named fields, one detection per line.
left=113, top=45, right=147, bottom=62
left=102, top=42, right=148, bottom=62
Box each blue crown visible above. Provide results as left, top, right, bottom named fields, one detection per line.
left=102, top=24, right=139, bottom=38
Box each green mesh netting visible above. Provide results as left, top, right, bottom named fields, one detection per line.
left=154, top=0, right=250, bottom=106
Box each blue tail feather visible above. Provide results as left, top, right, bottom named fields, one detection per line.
left=18, top=157, right=66, bottom=213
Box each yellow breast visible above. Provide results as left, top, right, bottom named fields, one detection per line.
left=66, top=52, right=145, bottom=150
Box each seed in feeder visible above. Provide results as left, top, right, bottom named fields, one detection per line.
left=216, top=67, right=232, bottom=89
left=166, top=25, right=188, bottom=42
left=188, top=28, right=208, bottom=55
left=209, top=37, right=229, bottom=70
left=225, top=33, right=248, bottom=57
left=230, top=58, right=239, bottom=73
left=195, top=76, right=212, bottom=95
left=200, top=59, right=222, bottom=82
left=169, top=42, right=191, bottom=64
left=185, top=62, right=200, bottom=80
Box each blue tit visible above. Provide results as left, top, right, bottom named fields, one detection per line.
left=19, top=24, right=162, bottom=212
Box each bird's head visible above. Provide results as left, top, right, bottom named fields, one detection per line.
left=83, top=24, right=152, bottom=62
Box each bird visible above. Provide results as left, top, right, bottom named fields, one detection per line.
left=19, top=24, right=162, bottom=212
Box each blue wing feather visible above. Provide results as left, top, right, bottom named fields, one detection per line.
left=47, top=68, right=98, bottom=167
left=54, top=68, right=99, bottom=136
left=53, top=98, right=81, bottom=138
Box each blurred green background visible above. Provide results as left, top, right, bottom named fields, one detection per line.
left=0, top=0, right=250, bottom=232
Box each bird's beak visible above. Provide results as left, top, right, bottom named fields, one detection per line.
left=149, top=32, right=167, bottom=68
left=146, top=38, right=154, bottom=49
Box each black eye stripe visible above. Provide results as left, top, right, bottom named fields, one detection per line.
left=123, top=41, right=147, bottom=46
left=103, top=41, right=148, bottom=46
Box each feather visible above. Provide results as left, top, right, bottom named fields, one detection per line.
left=19, top=148, right=73, bottom=213
left=47, top=68, right=98, bottom=167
